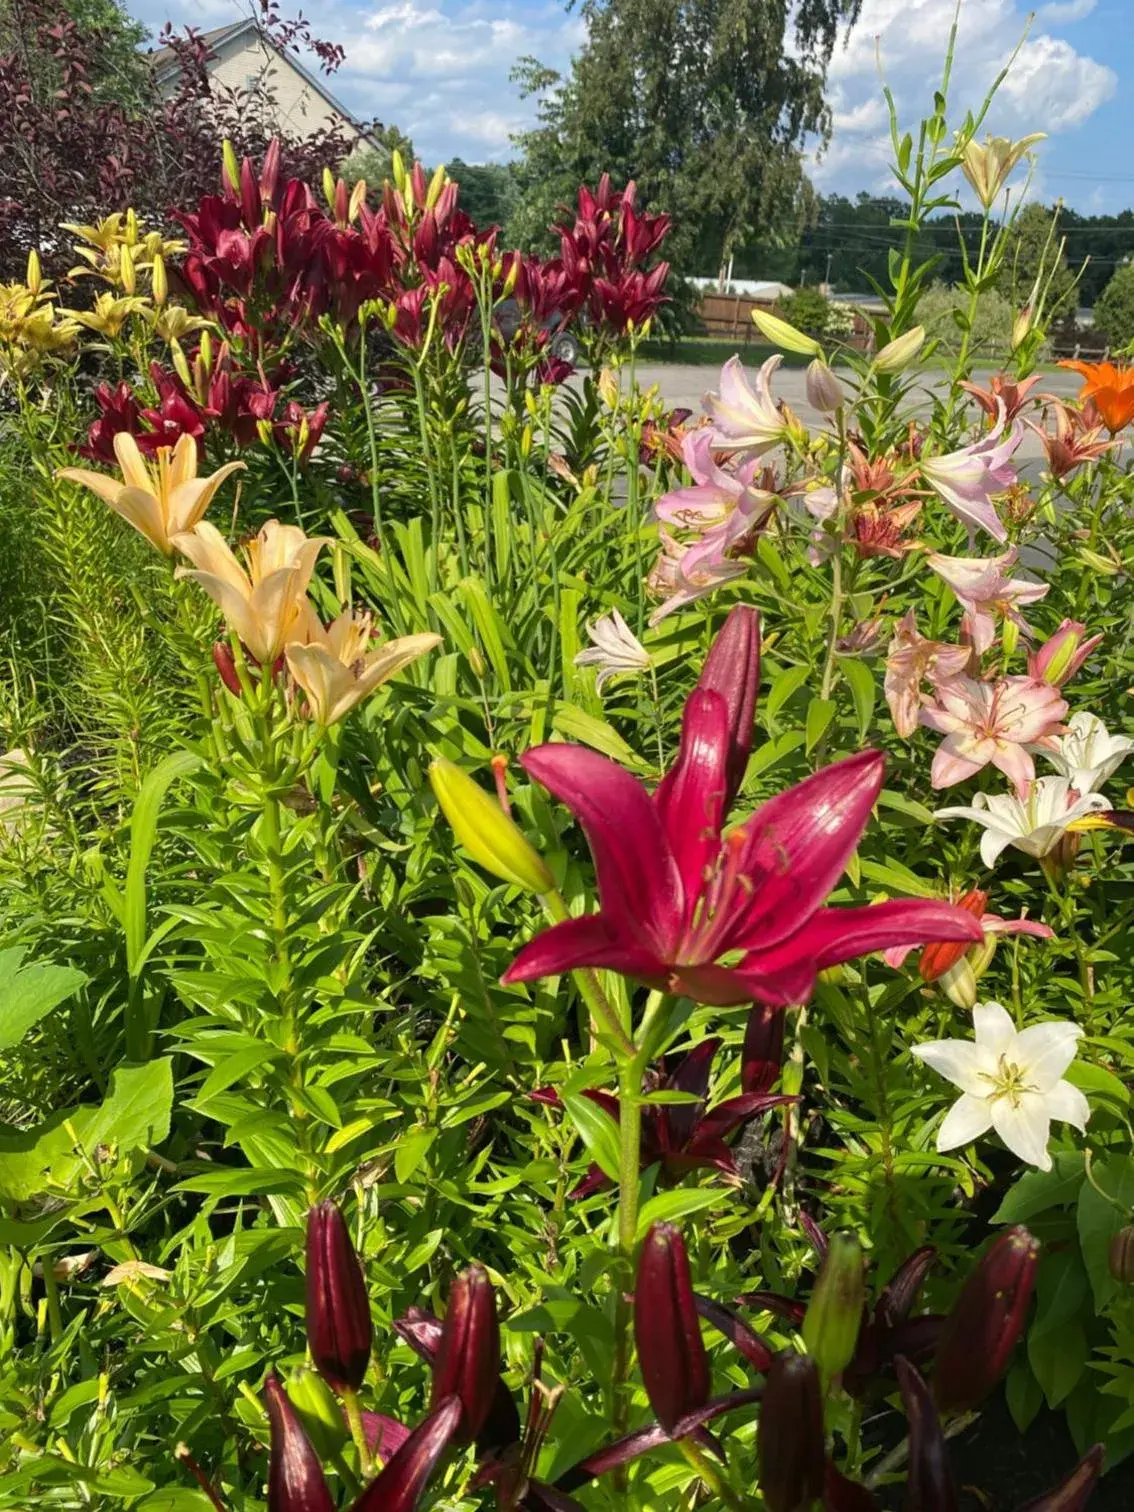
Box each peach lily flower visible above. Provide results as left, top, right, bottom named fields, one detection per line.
left=285, top=611, right=441, bottom=727
left=57, top=432, right=244, bottom=556
left=920, top=675, right=1067, bottom=794
left=172, top=519, right=329, bottom=665
left=927, top=547, right=1048, bottom=656
left=884, top=611, right=972, bottom=739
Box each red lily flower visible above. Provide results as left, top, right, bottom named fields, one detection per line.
left=504, top=608, right=981, bottom=1007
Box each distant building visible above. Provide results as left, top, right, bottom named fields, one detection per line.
left=149, top=19, right=376, bottom=149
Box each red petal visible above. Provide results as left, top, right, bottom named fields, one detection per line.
left=740, top=899, right=983, bottom=982
left=503, top=914, right=667, bottom=985
left=350, top=1397, right=462, bottom=1512
left=653, top=689, right=730, bottom=919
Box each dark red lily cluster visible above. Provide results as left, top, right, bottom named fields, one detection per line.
left=554, top=175, right=671, bottom=336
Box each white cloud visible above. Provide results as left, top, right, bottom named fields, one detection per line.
left=814, top=0, right=1115, bottom=198
left=1036, top=0, right=1096, bottom=23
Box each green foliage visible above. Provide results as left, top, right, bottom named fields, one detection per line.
left=1093, top=261, right=1134, bottom=352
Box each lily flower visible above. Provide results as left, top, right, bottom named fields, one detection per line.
left=64, top=291, right=151, bottom=338
left=702, top=354, right=789, bottom=455
left=884, top=888, right=1053, bottom=1000
left=919, top=402, right=1022, bottom=543
left=504, top=610, right=981, bottom=1007
left=919, top=675, right=1067, bottom=794
left=574, top=609, right=651, bottom=693
left=847, top=498, right=923, bottom=559
left=1034, top=711, right=1134, bottom=795
left=654, top=429, right=777, bottom=590
left=927, top=548, right=1048, bottom=656
left=959, top=372, right=1044, bottom=424
left=285, top=612, right=441, bottom=727
left=911, top=1001, right=1089, bottom=1171
left=1029, top=397, right=1117, bottom=479
left=934, top=776, right=1112, bottom=868
left=57, top=432, right=244, bottom=557
left=884, top=611, right=973, bottom=740
left=647, top=549, right=748, bottom=626
left=1027, top=620, right=1102, bottom=687
left=531, top=1036, right=792, bottom=1196
left=1059, top=358, right=1134, bottom=434
left=960, top=133, right=1045, bottom=210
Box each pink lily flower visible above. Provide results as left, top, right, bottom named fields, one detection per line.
left=927, top=548, right=1049, bottom=656
left=884, top=611, right=973, bottom=739
left=703, top=355, right=788, bottom=455
left=919, top=402, right=1022, bottom=544
left=920, top=676, right=1068, bottom=795
left=1027, top=619, right=1103, bottom=687
left=655, top=430, right=776, bottom=544
left=504, top=608, right=982, bottom=1007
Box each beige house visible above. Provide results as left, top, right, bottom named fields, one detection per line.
left=151, top=19, right=376, bottom=148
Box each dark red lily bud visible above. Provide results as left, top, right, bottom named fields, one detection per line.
left=350, top=1396, right=462, bottom=1512
left=742, top=1005, right=785, bottom=1094
left=212, top=641, right=242, bottom=696
left=897, top=1357, right=958, bottom=1512
left=1014, top=1444, right=1104, bottom=1511
left=697, top=604, right=760, bottom=806
left=934, top=1226, right=1039, bottom=1416
left=430, top=1264, right=501, bottom=1445
left=305, top=1201, right=372, bottom=1394
left=1108, top=1226, right=1134, bottom=1284
left=634, top=1223, right=710, bottom=1433
left=824, top=1460, right=880, bottom=1512
left=757, top=1352, right=825, bottom=1512
left=264, top=1370, right=336, bottom=1512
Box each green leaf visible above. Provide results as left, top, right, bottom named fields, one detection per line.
left=841, top=658, right=876, bottom=742
left=1006, top=1360, right=1043, bottom=1434
left=138, top=1491, right=219, bottom=1510
left=0, top=947, right=86, bottom=1052
left=1077, top=1155, right=1134, bottom=1310
left=394, top=1127, right=438, bottom=1184
left=0, top=1060, right=174, bottom=1202
left=804, top=697, right=837, bottom=754
left=1031, top=1248, right=1090, bottom=1339
left=993, top=1154, right=1085, bottom=1224
left=551, top=704, right=648, bottom=770
left=765, top=664, right=810, bottom=719
left=636, top=1186, right=726, bottom=1238
left=124, top=751, right=201, bottom=978
left=1028, top=1316, right=1088, bottom=1408
left=561, top=1092, right=621, bottom=1183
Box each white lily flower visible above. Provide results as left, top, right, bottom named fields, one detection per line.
left=934, top=776, right=1111, bottom=868
left=574, top=609, right=651, bottom=693
left=912, top=1002, right=1089, bottom=1171
left=1035, top=711, right=1134, bottom=795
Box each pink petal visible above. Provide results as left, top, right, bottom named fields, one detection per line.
left=521, top=744, right=683, bottom=951
left=990, top=741, right=1035, bottom=794
left=653, top=690, right=730, bottom=922
left=930, top=736, right=987, bottom=788
left=982, top=914, right=1054, bottom=940
left=728, top=751, right=886, bottom=951
left=503, top=913, right=667, bottom=986
left=694, top=603, right=760, bottom=807
left=742, top=899, right=984, bottom=980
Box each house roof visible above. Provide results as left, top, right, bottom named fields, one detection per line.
left=148, top=18, right=377, bottom=148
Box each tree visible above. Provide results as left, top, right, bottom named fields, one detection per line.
left=1092, top=262, right=1134, bottom=351
left=341, top=123, right=416, bottom=186
left=997, top=202, right=1077, bottom=319
left=446, top=160, right=518, bottom=231
left=508, top=0, right=862, bottom=275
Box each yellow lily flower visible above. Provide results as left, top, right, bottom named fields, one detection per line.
left=57, top=433, right=245, bottom=557
left=152, top=304, right=213, bottom=344
left=65, top=292, right=152, bottom=338
left=285, top=612, right=441, bottom=726
left=961, top=133, right=1045, bottom=211
left=173, top=520, right=330, bottom=665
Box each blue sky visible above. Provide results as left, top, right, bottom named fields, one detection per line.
left=127, top=0, right=1134, bottom=215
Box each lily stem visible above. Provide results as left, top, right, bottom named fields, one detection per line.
left=610, top=1050, right=644, bottom=1463
left=342, top=1386, right=374, bottom=1481
left=539, top=890, right=635, bottom=1057
left=678, top=1438, right=745, bottom=1510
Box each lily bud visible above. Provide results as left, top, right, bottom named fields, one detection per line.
left=1002, top=617, right=1020, bottom=660
left=806, top=358, right=844, bottom=414
left=1028, top=620, right=1102, bottom=688
left=26, top=249, right=42, bottom=296
left=634, top=1222, right=710, bottom=1433
left=351, top=1397, right=462, bottom=1512
left=305, top=1201, right=372, bottom=1394
left=212, top=641, right=243, bottom=697
left=757, top=1351, right=825, bottom=1512
left=694, top=604, right=760, bottom=806
left=264, top=1371, right=335, bottom=1512
left=151, top=254, right=168, bottom=307
left=741, top=1004, right=785, bottom=1094
left=934, top=1226, right=1039, bottom=1416
left=938, top=957, right=978, bottom=1010
left=391, top=150, right=407, bottom=192
left=428, top=757, right=554, bottom=894
left=824, top=1462, right=880, bottom=1512
left=1108, top=1226, right=1134, bottom=1284
left=751, top=308, right=822, bottom=357
left=221, top=139, right=241, bottom=197
left=897, top=1357, right=958, bottom=1512
left=322, top=166, right=337, bottom=211
left=1011, top=305, right=1033, bottom=354
left=598, top=368, right=620, bottom=409
left=287, top=1366, right=350, bottom=1460
left=1015, top=1444, right=1105, bottom=1512
left=119, top=244, right=136, bottom=296
left=802, top=1231, right=865, bottom=1383
left=430, top=1264, right=501, bottom=1445
left=872, top=326, right=926, bottom=373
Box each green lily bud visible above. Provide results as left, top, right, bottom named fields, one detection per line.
left=221, top=139, right=241, bottom=196
left=751, top=308, right=822, bottom=357
left=939, top=956, right=978, bottom=1010
left=287, top=1365, right=350, bottom=1460
left=802, top=1231, right=865, bottom=1383
left=873, top=326, right=926, bottom=373
left=429, top=758, right=554, bottom=893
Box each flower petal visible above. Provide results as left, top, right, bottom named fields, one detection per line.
left=522, top=743, right=683, bottom=951
left=653, top=690, right=730, bottom=922
left=743, top=898, right=984, bottom=979
left=935, top=1093, right=994, bottom=1151
left=990, top=1092, right=1053, bottom=1170
left=972, top=1002, right=1019, bottom=1056
left=503, top=913, right=666, bottom=986
left=911, top=1040, right=994, bottom=1096
left=1013, top=1020, right=1083, bottom=1092
left=1044, top=1079, right=1091, bottom=1133
left=729, top=751, right=886, bottom=950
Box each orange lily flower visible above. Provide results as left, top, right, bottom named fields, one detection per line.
left=1058, top=359, right=1134, bottom=434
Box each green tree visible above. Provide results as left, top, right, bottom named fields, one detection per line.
left=508, top=0, right=862, bottom=274
left=997, top=201, right=1077, bottom=318
left=340, top=123, right=417, bottom=186
left=1093, top=261, right=1134, bottom=351
left=446, top=159, right=518, bottom=229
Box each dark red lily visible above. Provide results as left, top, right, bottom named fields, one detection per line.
left=532, top=1035, right=792, bottom=1196
left=897, top=1357, right=959, bottom=1512
left=305, top=1201, right=372, bottom=1395
left=430, top=1265, right=501, bottom=1446
left=505, top=608, right=981, bottom=1007
left=758, top=1352, right=825, bottom=1512
left=635, top=1223, right=710, bottom=1432
left=933, top=1226, right=1039, bottom=1416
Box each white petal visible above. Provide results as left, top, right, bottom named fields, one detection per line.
left=1044, top=1079, right=1091, bottom=1133
left=1013, top=1020, right=1083, bottom=1092
left=936, top=1093, right=994, bottom=1151
left=972, top=1002, right=1018, bottom=1055
left=991, top=1093, right=1053, bottom=1170
left=911, top=1039, right=994, bottom=1095
left=980, top=827, right=1015, bottom=867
